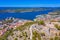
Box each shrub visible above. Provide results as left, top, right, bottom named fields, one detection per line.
left=14, top=38, right=18, bottom=40
left=32, top=31, right=41, bottom=40
left=38, top=20, right=45, bottom=25
left=50, top=38, right=53, bottom=40
left=54, top=24, right=60, bottom=30
left=54, top=36, right=59, bottom=40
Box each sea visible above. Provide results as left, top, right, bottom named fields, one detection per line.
left=0, top=7, right=54, bottom=20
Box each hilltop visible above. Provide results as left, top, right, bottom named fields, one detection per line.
left=0, top=13, right=60, bottom=40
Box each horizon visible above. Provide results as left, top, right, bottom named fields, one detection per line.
left=0, top=0, right=60, bottom=7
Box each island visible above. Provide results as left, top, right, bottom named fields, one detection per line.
left=0, top=7, right=60, bottom=13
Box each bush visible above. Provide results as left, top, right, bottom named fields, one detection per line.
left=50, top=38, right=53, bottom=40
left=32, top=31, right=41, bottom=40
left=38, top=20, right=45, bottom=25
left=14, top=38, right=18, bottom=40
left=54, top=36, right=59, bottom=40
left=54, top=24, right=60, bottom=30
left=40, top=32, right=45, bottom=36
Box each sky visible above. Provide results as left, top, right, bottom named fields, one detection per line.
left=0, top=0, right=60, bottom=7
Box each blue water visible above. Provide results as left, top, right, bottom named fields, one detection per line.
left=0, top=10, right=53, bottom=20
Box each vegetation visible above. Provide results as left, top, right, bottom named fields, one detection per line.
left=49, top=35, right=60, bottom=40
left=54, top=36, right=59, bottom=40
left=0, top=29, right=13, bottom=40
left=49, top=36, right=60, bottom=40
left=22, top=32, right=27, bottom=40
left=32, top=31, right=41, bottom=40
left=40, top=32, right=45, bottom=36
left=50, top=38, right=54, bottom=40
left=0, top=28, right=2, bottom=30
left=54, top=24, right=60, bottom=30
left=16, top=22, right=35, bottom=31
left=10, top=32, right=14, bottom=36
left=14, top=38, right=18, bottom=40
left=38, top=20, right=45, bottom=25
left=51, top=20, right=57, bottom=22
